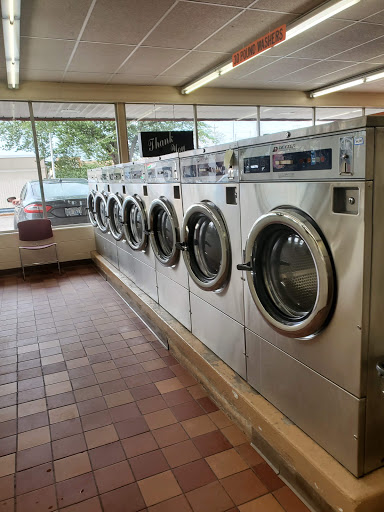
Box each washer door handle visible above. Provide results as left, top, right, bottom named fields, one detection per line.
left=237, top=262, right=252, bottom=271
left=376, top=361, right=384, bottom=377
left=175, top=242, right=188, bottom=252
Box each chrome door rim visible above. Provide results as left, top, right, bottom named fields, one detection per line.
left=182, top=201, right=231, bottom=292
left=122, top=194, right=148, bottom=251
left=149, top=197, right=179, bottom=267
left=94, top=192, right=109, bottom=233
left=107, top=193, right=124, bottom=241
left=87, top=191, right=97, bottom=227
left=244, top=208, right=334, bottom=338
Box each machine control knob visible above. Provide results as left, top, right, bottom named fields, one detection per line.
left=348, top=197, right=355, bottom=205
left=342, top=153, right=349, bottom=160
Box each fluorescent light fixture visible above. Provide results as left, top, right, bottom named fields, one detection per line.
left=1, top=0, right=21, bottom=89
left=366, top=70, right=384, bottom=82
left=181, top=0, right=360, bottom=94
left=311, top=78, right=364, bottom=97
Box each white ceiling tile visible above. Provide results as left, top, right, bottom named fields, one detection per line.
left=20, top=38, right=75, bottom=71
left=305, top=62, right=381, bottom=87
left=109, top=74, right=156, bottom=85
left=333, top=0, right=384, bottom=21
left=20, top=70, right=64, bottom=81
left=144, top=3, right=240, bottom=50
left=152, top=75, right=190, bottom=86
left=68, top=42, right=135, bottom=73
left=198, top=10, right=297, bottom=53
left=160, top=51, right=230, bottom=77
left=119, top=47, right=188, bottom=75
left=331, top=36, right=384, bottom=64
left=183, top=0, right=252, bottom=7
left=291, top=22, right=384, bottom=59
left=240, top=57, right=320, bottom=81
left=274, top=59, right=357, bottom=83
left=82, top=0, right=176, bottom=45
left=352, top=78, right=384, bottom=92
left=20, top=0, right=94, bottom=39
left=364, top=11, right=384, bottom=24
left=62, top=72, right=112, bottom=84
left=250, top=0, right=325, bottom=14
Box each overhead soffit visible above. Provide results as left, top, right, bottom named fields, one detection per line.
left=0, top=0, right=377, bottom=97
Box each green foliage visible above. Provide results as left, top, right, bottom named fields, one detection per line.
left=0, top=117, right=220, bottom=178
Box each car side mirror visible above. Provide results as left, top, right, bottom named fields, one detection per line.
left=7, top=197, right=16, bottom=203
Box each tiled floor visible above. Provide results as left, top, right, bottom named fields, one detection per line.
left=0, top=264, right=312, bottom=512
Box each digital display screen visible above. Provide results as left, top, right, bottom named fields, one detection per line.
left=273, top=149, right=332, bottom=172
left=243, top=156, right=270, bottom=174
left=182, top=165, right=197, bottom=178
left=198, top=161, right=225, bottom=176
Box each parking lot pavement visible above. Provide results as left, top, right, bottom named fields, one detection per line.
left=0, top=215, right=14, bottom=231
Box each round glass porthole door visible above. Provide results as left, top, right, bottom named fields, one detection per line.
left=122, top=194, right=148, bottom=251
left=107, top=193, right=124, bottom=241
left=181, top=201, right=230, bottom=292
left=87, top=191, right=97, bottom=227
left=242, top=208, right=334, bottom=339
left=94, top=192, right=109, bottom=233
left=149, top=197, right=179, bottom=267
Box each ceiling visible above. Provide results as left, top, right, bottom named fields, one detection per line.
left=0, top=0, right=382, bottom=95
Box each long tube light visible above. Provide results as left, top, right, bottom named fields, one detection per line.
left=181, top=0, right=360, bottom=94
left=1, top=0, right=21, bottom=89
left=310, top=65, right=384, bottom=97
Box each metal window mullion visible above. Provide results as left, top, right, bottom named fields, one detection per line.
left=115, top=103, right=129, bottom=163
left=28, top=101, right=47, bottom=219
left=193, top=104, right=199, bottom=149
left=256, top=106, right=261, bottom=137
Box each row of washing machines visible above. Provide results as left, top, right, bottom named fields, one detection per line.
left=88, top=116, right=384, bottom=478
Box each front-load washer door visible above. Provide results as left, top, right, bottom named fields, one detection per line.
left=241, top=208, right=334, bottom=339
left=87, top=191, right=97, bottom=227
left=122, top=194, right=148, bottom=251
left=182, top=201, right=230, bottom=292
left=107, top=193, right=124, bottom=241
left=149, top=197, right=179, bottom=267
left=94, top=192, right=109, bottom=233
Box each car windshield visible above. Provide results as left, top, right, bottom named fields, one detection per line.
left=31, top=181, right=88, bottom=201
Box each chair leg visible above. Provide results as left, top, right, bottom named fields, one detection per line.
left=54, top=244, right=61, bottom=275
left=19, top=248, right=25, bottom=280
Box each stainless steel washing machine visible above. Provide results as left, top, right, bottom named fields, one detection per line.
left=90, top=166, right=119, bottom=268
left=237, top=117, right=384, bottom=476
left=180, top=144, right=246, bottom=378
left=146, top=154, right=191, bottom=330
left=117, top=162, right=158, bottom=302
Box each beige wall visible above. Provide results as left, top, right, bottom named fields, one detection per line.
left=0, top=225, right=96, bottom=270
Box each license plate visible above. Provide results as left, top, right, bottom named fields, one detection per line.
left=65, top=207, right=82, bottom=217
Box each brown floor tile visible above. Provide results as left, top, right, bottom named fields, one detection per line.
left=121, top=431, right=158, bottom=458
left=221, top=469, right=268, bottom=505
left=54, top=452, right=91, bottom=482
left=182, top=415, right=217, bottom=438
left=92, top=360, right=116, bottom=374
left=18, top=377, right=43, bottom=392
left=105, top=389, right=134, bottom=408
left=171, top=401, right=205, bottom=422
left=99, top=379, right=127, bottom=395
left=16, top=443, right=52, bottom=471
left=71, top=375, right=98, bottom=390
left=138, top=470, right=182, bottom=507
left=56, top=472, right=97, bottom=508
left=95, top=369, right=121, bottom=384
left=101, top=482, right=145, bottom=512
left=0, top=436, right=16, bottom=457
left=50, top=417, right=83, bottom=441
left=206, top=449, right=248, bottom=479
left=18, top=426, right=50, bottom=451
left=45, top=380, right=72, bottom=397
left=131, top=383, right=160, bottom=401
left=253, top=463, right=285, bottom=492
left=16, top=462, right=54, bottom=495
left=137, top=395, right=167, bottom=415
left=130, top=342, right=153, bottom=354
left=49, top=403, right=79, bottom=424
left=88, top=441, right=126, bottom=470
left=15, top=484, right=57, bottom=512
left=238, top=494, right=285, bottom=512
left=0, top=395, right=17, bottom=409
left=236, top=444, right=264, bottom=467
left=18, top=398, right=47, bottom=418
left=144, top=408, right=177, bottom=430
left=155, top=377, right=184, bottom=394
left=18, top=387, right=45, bottom=404
left=119, top=364, right=145, bottom=378
left=74, top=385, right=102, bottom=402
left=114, top=355, right=138, bottom=368
left=273, top=486, right=311, bottom=512
left=129, top=449, right=169, bottom=480
left=81, top=410, right=112, bottom=432
left=209, top=410, right=232, bottom=429
left=94, top=460, right=134, bottom=493
left=52, top=433, right=87, bottom=460
left=124, top=373, right=151, bottom=389
left=148, top=367, right=175, bottom=382
left=148, top=494, right=192, bottom=511
left=60, top=496, right=103, bottom=512
left=152, top=423, right=189, bottom=448
left=0, top=407, right=16, bottom=424
left=108, top=402, right=140, bottom=424
left=186, top=480, right=233, bottom=512
left=17, top=411, right=48, bottom=434
left=84, top=424, right=118, bottom=449
left=77, top=397, right=107, bottom=416
left=173, top=458, right=217, bottom=493
left=0, top=474, right=14, bottom=501
left=221, top=425, right=248, bottom=446
left=162, top=440, right=201, bottom=468
left=187, top=385, right=207, bottom=400
left=46, top=391, right=76, bottom=410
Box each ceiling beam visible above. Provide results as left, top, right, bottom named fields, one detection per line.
left=0, top=81, right=383, bottom=108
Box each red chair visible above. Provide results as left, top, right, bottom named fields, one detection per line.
left=18, top=219, right=61, bottom=280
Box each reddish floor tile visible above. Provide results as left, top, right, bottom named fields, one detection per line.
left=100, top=482, right=145, bottom=512
left=197, top=397, right=219, bottom=413
left=173, top=458, right=217, bottom=493
left=80, top=409, right=112, bottom=432
left=253, top=463, right=285, bottom=492
left=17, top=443, right=52, bottom=471
left=121, top=432, right=158, bottom=458
left=148, top=494, right=192, bottom=511
left=52, top=433, right=87, bottom=460
left=130, top=383, right=160, bottom=401
left=16, top=462, right=54, bottom=495
left=137, top=395, right=167, bottom=415
left=99, top=379, right=127, bottom=396
left=124, top=373, right=151, bottom=389
left=130, top=449, right=169, bottom=480
left=171, top=401, right=205, bottom=422
left=94, top=460, right=134, bottom=493
left=162, top=440, right=201, bottom=468
left=108, top=402, right=141, bottom=423
left=88, top=441, right=126, bottom=470
left=192, top=430, right=232, bottom=458
left=138, top=470, right=182, bottom=507
left=238, top=494, right=285, bottom=512
left=221, top=469, right=268, bottom=505
left=50, top=417, right=83, bottom=441
left=17, top=411, right=49, bottom=434
left=0, top=436, right=16, bottom=457
left=273, top=486, right=311, bottom=512
left=60, top=496, right=103, bottom=512
left=56, top=472, right=97, bottom=508
left=0, top=475, right=14, bottom=501
left=77, top=397, right=107, bottom=416
left=236, top=444, right=264, bottom=467
left=15, top=484, right=57, bottom=512
left=152, top=423, right=189, bottom=448
left=186, top=480, right=233, bottom=512
left=114, top=416, right=149, bottom=439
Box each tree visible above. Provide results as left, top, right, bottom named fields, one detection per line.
left=0, top=118, right=221, bottom=178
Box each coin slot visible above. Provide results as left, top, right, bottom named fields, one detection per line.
left=174, top=185, right=180, bottom=199
left=122, top=185, right=126, bottom=194
left=226, top=186, right=237, bottom=205
left=143, top=185, right=148, bottom=196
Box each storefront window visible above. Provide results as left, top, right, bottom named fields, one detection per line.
left=260, top=107, right=313, bottom=136
left=316, top=108, right=363, bottom=125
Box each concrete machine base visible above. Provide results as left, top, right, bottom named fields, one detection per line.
left=92, top=251, right=384, bottom=512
